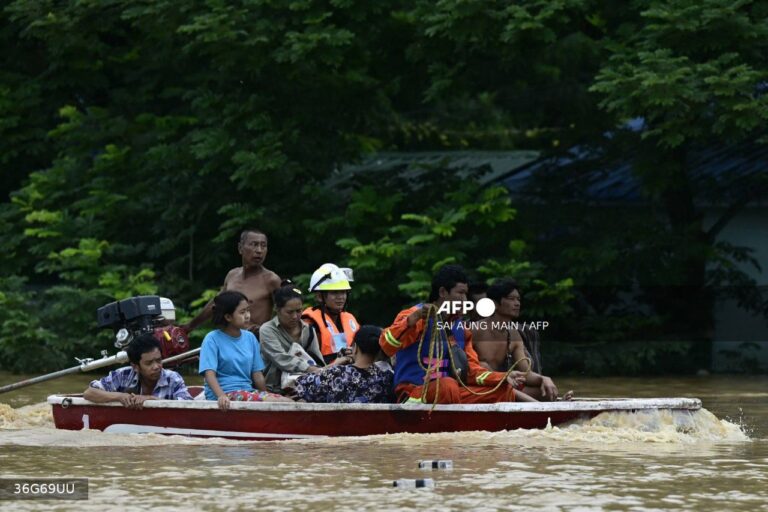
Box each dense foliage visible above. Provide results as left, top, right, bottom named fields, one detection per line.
left=1, top=0, right=766, bottom=374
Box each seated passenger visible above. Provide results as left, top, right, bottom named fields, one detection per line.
left=83, top=333, right=192, bottom=408
left=259, top=281, right=326, bottom=393
left=380, top=265, right=532, bottom=404
left=294, top=325, right=395, bottom=403
left=474, top=278, right=573, bottom=401
left=199, top=291, right=291, bottom=410
left=302, top=263, right=360, bottom=364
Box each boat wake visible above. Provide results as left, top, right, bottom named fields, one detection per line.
left=352, top=408, right=749, bottom=448
left=0, top=402, right=749, bottom=448
left=0, top=402, right=53, bottom=429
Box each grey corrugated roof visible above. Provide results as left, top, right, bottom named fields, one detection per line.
left=501, top=143, right=768, bottom=205
left=333, top=150, right=540, bottom=186
left=333, top=145, right=767, bottom=206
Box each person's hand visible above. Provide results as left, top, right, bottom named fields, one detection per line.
left=217, top=394, right=231, bottom=411
left=331, top=355, right=354, bottom=366
left=306, top=365, right=323, bottom=374
left=407, top=304, right=434, bottom=327
left=540, top=376, right=559, bottom=401
left=130, top=395, right=157, bottom=410
left=118, top=393, right=135, bottom=408
left=506, top=371, right=526, bottom=389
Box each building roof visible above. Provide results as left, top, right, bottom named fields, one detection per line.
left=335, top=145, right=768, bottom=207
left=502, top=143, right=768, bottom=206
left=333, top=150, right=540, bottom=186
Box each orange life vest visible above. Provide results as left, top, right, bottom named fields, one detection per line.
left=301, top=307, right=359, bottom=357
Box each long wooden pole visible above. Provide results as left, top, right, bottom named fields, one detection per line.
left=0, top=347, right=200, bottom=395
left=161, top=347, right=200, bottom=365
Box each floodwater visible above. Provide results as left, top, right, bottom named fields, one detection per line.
left=1, top=373, right=766, bottom=511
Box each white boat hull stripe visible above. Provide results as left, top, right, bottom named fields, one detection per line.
left=103, top=424, right=327, bottom=439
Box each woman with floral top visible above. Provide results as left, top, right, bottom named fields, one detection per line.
left=294, top=325, right=394, bottom=403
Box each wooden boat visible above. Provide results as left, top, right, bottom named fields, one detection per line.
left=48, top=391, right=702, bottom=441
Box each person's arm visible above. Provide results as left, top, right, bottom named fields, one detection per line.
left=379, top=306, right=432, bottom=357
left=199, top=336, right=229, bottom=409
left=464, top=332, right=520, bottom=388
left=508, top=340, right=556, bottom=398
left=303, top=317, right=322, bottom=352
left=204, top=370, right=230, bottom=410
left=182, top=272, right=232, bottom=333
left=524, top=371, right=558, bottom=399
left=329, top=355, right=354, bottom=366
left=84, top=370, right=155, bottom=409
left=472, top=328, right=497, bottom=370
left=252, top=371, right=267, bottom=392
left=260, top=324, right=312, bottom=373
left=182, top=300, right=213, bottom=333
left=82, top=386, right=156, bottom=409
left=508, top=339, right=531, bottom=372
left=169, top=373, right=193, bottom=400
left=304, top=328, right=324, bottom=373
left=250, top=335, right=267, bottom=391
left=83, top=387, right=133, bottom=407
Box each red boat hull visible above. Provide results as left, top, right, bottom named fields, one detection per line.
left=48, top=396, right=702, bottom=441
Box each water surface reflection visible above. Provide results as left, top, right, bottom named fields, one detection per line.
left=1, top=374, right=766, bottom=511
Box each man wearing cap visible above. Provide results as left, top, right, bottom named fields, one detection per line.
left=302, top=263, right=360, bottom=364
left=182, top=229, right=281, bottom=337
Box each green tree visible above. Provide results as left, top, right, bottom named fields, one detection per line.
left=2, top=0, right=765, bottom=376
left=0, top=0, right=414, bottom=368
left=327, top=166, right=573, bottom=324
left=588, top=0, right=768, bottom=342
left=402, top=0, right=768, bottom=361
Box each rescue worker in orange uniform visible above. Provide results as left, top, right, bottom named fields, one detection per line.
left=302, top=263, right=360, bottom=364
left=379, top=264, right=534, bottom=404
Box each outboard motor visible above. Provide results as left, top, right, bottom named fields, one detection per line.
left=96, top=296, right=190, bottom=363
left=97, top=296, right=164, bottom=349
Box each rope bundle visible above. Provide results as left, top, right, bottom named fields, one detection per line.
left=414, top=304, right=530, bottom=407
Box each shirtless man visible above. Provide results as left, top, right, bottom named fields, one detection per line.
left=474, top=278, right=571, bottom=401
left=182, top=229, right=281, bottom=336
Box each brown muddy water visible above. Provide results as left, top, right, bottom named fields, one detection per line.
left=1, top=372, right=766, bottom=511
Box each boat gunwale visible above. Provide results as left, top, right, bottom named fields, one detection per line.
left=47, top=395, right=702, bottom=413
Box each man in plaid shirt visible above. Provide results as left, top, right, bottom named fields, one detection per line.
left=84, top=333, right=192, bottom=409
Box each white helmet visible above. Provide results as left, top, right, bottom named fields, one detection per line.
left=309, top=263, right=354, bottom=292
left=159, top=297, right=176, bottom=321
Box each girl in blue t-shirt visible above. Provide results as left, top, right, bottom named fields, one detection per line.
left=199, top=291, right=290, bottom=410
